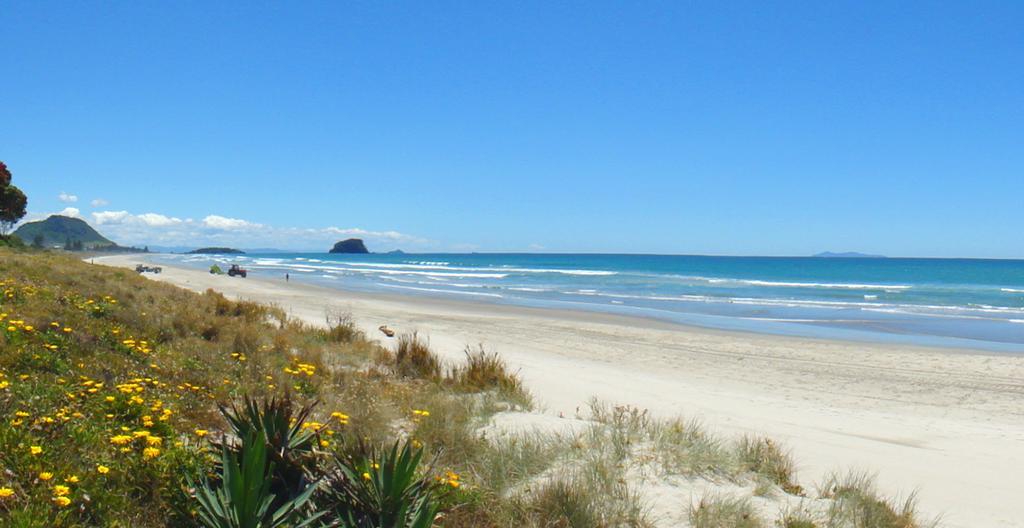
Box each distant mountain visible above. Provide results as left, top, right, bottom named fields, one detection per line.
left=188, top=247, right=245, bottom=254
left=813, top=251, right=886, bottom=258
left=14, top=215, right=114, bottom=249
left=384, top=249, right=406, bottom=255
left=329, top=238, right=369, bottom=254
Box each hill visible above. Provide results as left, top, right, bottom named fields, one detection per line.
left=13, top=215, right=114, bottom=249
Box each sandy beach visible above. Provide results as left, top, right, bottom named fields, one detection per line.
left=95, top=255, right=1024, bottom=527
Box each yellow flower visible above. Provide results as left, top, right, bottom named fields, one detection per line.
left=97, top=465, right=110, bottom=474
left=39, top=472, right=53, bottom=481
left=142, top=447, right=160, bottom=459
left=30, top=446, right=42, bottom=455
left=52, top=484, right=71, bottom=497
left=194, top=429, right=208, bottom=437
left=145, top=435, right=163, bottom=446
left=361, top=472, right=371, bottom=480
left=65, top=475, right=79, bottom=483
left=0, top=487, right=14, bottom=499
left=109, top=434, right=133, bottom=445
left=52, top=496, right=72, bottom=507
left=63, top=327, right=72, bottom=333
left=23, top=325, right=33, bottom=332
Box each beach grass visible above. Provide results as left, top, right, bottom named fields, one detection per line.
left=689, top=494, right=764, bottom=528
left=0, top=248, right=939, bottom=527
left=819, top=471, right=936, bottom=528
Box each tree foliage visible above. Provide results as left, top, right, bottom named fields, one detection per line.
left=0, top=161, right=28, bottom=235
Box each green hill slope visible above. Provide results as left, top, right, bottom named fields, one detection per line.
left=13, top=215, right=114, bottom=248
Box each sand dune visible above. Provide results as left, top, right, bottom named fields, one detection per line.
left=95, top=255, right=1024, bottom=527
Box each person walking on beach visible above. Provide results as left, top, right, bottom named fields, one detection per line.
left=285, top=273, right=289, bottom=282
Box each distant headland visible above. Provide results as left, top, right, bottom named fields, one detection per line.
left=12, top=214, right=147, bottom=253
left=813, top=251, right=887, bottom=258
left=187, top=247, right=245, bottom=255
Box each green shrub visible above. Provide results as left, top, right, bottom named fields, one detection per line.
left=321, top=440, right=441, bottom=528
left=218, top=396, right=320, bottom=513
left=191, top=429, right=321, bottom=528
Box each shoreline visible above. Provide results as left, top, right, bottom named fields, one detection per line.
left=148, top=252, right=1024, bottom=354
left=116, top=254, right=1013, bottom=357
left=94, top=255, right=1024, bottom=527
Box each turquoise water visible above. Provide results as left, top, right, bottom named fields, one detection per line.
left=155, top=253, right=1024, bottom=352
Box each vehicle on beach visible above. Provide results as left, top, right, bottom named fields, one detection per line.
left=135, top=264, right=162, bottom=274
left=227, top=264, right=248, bottom=278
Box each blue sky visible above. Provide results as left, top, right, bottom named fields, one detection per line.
left=2, top=1, right=1022, bottom=257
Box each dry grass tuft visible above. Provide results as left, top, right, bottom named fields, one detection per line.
left=819, top=472, right=935, bottom=528
left=323, top=310, right=362, bottom=343
left=447, top=345, right=530, bottom=405
left=383, top=332, right=442, bottom=380
left=515, top=465, right=652, bottom=528
left=689, top=494, right=764, bottom=528
left=776, top=507, right=820, bottom=528
left=736, top=435, right=802, bottom=495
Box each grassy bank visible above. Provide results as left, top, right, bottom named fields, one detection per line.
left=0, top=249, right=936, bottom=527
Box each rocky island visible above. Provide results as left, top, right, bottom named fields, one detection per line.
left=329, top=238, right=369, bottom=254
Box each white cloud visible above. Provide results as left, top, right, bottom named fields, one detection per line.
left=59, top=192, right=78, bottom=203
left=14, top=208, right=82, bottom=227
left=202, top=215, right=262, bottom=230
left=324, top=227, right=426, bottom=244
left=92, top=211, right=132, bottom=225
left=90, top=198, right=109, bottom=207
left=136, top=213, right=184, bottom=227
left=76, top=209, right=437, bottom=250
left=57, top=207, right=82, bottom=218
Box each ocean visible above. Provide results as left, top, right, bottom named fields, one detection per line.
left=152, top=252, right=1024, bottom=352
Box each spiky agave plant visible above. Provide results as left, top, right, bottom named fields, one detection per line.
left=322, top=440, right=441, bottom=528
left=218, top=395, right=321, bottom=513
left=192, top=429, right=322, bottom=528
